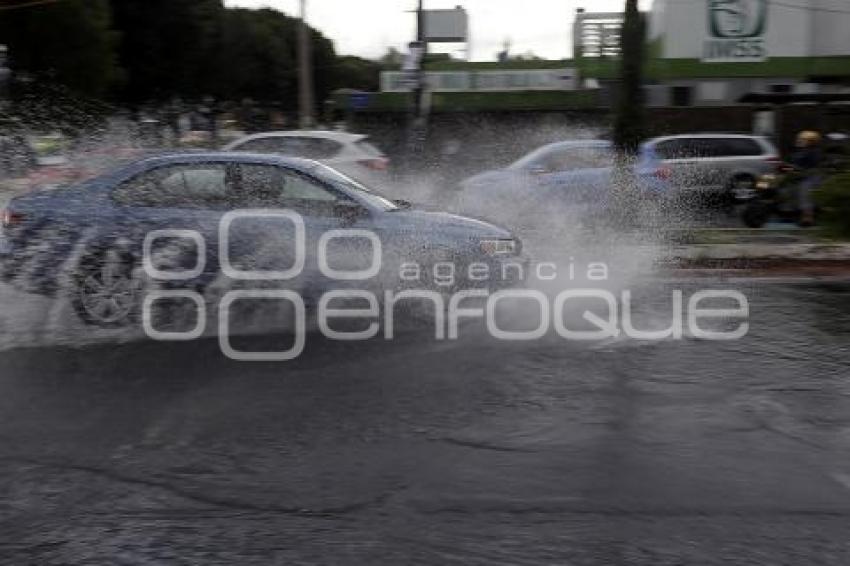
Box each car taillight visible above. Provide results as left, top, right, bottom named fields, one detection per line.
left=766, top=156, right=785, bottom=171
left=358, top=157, right=389, bottom=171
left=654, top=166, right=672, bottom=180
left=2, top=209, right=23, bottom=228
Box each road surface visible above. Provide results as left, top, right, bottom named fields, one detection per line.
left=1, top=279, right=850, bottom=564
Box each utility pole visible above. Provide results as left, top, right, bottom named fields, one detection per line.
left=297, top=0, right=314, bottom=129
left=405, top=0, right=427, bottom=174
left=413, top=0, right=426, bottom=120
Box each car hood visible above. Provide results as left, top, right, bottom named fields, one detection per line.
left=384, top=209, right=513, bottom=239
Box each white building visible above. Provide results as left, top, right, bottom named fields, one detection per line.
left=576, top=0, right=850, bottom=106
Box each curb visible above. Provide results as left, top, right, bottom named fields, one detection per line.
left=666, top=243, right=850, bottom=262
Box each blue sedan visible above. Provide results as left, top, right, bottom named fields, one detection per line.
left=0, top=153, right=523, bottom=327
left=458, top=140, right=670, bottom=223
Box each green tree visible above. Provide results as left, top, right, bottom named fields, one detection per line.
left=379, top=47, right=404, bottom=70
left=109, top=0, right=225, bottom=102
left=2, top=0, right=361, bottom=116
left=507, top=51, right=544, bottom=62
left=332, top=56, right=381, bottom=92
left=612, top=0, right=646, bottom=154
left=217, top=8, right=336, bottom=112
left=217, top=8, right=296, bottom=104
left=0, top=0, right=119, bottom=98
left=310, top=25, right=338, bottom=113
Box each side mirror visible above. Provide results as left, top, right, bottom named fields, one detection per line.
left=392, top=199, right=413, bottom=209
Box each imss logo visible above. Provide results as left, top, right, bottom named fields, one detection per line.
left=709, top=0, right=768, bottom=38
left=704, top=0, right=768, bottom=61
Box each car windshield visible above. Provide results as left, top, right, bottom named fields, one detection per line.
left=508, top=146, right=552, bottom=170
left=308, top=162, right=398, bottom=210
left=508, top=143, right=611, bottom=171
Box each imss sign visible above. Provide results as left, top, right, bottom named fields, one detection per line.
left=703, top=0, right=768, bottom=62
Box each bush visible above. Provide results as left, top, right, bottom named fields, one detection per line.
left=815, top=172, right=850, bottom=239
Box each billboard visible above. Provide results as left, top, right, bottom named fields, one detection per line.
left=380, top=68, right=577, bottom=93
left=424, top=7, right=468, bottom=43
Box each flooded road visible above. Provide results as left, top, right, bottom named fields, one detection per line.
left=0, top=281, right=849, bottom=564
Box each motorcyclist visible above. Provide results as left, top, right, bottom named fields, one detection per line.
left=789, top=130, right=822, bottom=226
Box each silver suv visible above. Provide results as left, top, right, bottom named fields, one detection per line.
left=640, top=133, right=781, bottom=201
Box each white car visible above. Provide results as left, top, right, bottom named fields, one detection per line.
left=223, top=130, right=389, bottom=187
left=639, top=133, right=782, bottom=201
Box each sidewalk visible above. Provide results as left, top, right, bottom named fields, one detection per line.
left=659, top=228, right=850, bottom=279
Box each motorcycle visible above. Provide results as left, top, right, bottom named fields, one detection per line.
left=740, top=168, right=817, bottom=228
left=741, top=133, right=849, bottom=229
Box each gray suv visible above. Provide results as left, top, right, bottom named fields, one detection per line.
left=639, top=134, right=781, bottom=201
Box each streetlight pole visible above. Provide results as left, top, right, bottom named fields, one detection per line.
left=297, top=0, right=314, bottom=129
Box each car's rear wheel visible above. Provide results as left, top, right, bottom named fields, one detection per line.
left=72, top=246, right=142, bottom=327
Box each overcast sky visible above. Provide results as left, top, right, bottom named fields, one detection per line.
left=224, top=0, right=653, bottom=61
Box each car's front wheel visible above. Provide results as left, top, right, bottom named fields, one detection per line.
left=72, top=246, right=142, bottom=327
left=729, top=174, right=757, bottom=202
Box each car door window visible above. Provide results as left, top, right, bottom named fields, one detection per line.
left=280, top=137, right=312, bottom=158
left=308, top=138, right=343, bottom=159
left=572, top=147, right=613, bottom=169
left=355, top=139, right=385, bottom=157
left=654, top=140, right=682, bottom=159
left=655, top=139, right=712, bottom=160
left=233, top=138, right=291, bottom=153
left=113, top=163, right=230, bottom=208
left=718, top=138, right=762, bottom=157
left=535, top=150, right=568, bottom=172
left=235, top=137, right=341, bottom=160
left=235, top=164, right=343, bottom=213
left=536, top=147, right=613, bottom=173
left=693, top=139, right=724, bottom=158
left=285, top=137, right=341, bottom=159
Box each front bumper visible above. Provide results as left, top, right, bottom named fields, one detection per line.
left=457, top=253, right=530, bottom=291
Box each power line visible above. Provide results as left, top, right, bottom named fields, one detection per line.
left=770, top=0, right=850, bottom=15
left=662, top=0, right=850, bottom=16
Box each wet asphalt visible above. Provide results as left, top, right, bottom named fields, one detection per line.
left=0, top=280, right=849, bottom=564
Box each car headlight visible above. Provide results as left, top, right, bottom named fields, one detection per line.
left=756, top=174, right=776, bottom=191
left=479, top=238, right=519, bottom=256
